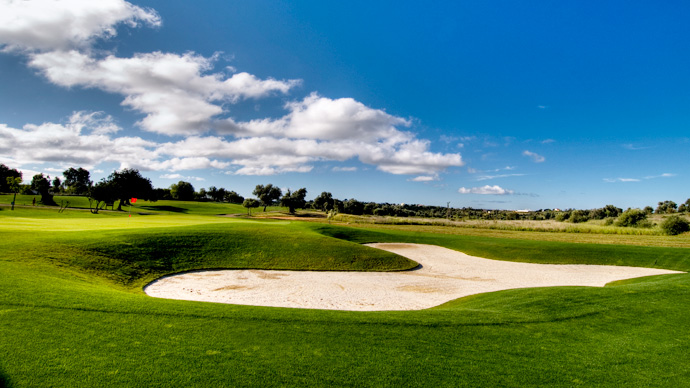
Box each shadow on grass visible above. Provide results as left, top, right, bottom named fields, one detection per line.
left=139, top=205, right=188, bottom=213
left=0, top=368, right=12, bottom=388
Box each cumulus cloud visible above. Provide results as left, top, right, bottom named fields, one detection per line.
left=29, top=50, right=300, bottom=135
left=458, top=185, right=514, bottom=195
left=603, top=178, right=640, bottom=183
left=0, top=112, right=156, bottom=169
left=409, top=176, right=438, bottom=182
left=332, top=167, right=358, bottom=172
left=160, top=173, right=204, bottom=181
left=522, top=150, right=545, bottom=163
left=0, top=1, right=465, bottom=178
left=0, top=0, right=160, bottom=52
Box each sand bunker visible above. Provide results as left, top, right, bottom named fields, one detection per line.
left=144, top=243, right=682, bottom=311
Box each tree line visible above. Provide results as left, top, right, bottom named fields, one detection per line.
left=2, top=163, right=689, bottom=220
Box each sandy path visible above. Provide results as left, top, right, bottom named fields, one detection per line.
left=144, top=243, right=683, bottom=311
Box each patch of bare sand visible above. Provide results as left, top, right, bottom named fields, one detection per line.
left=144, top=243, right=683, bottom=311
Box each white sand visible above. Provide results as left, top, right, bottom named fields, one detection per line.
left=144, top=243, right=682, bottom=311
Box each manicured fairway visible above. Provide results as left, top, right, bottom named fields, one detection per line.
left=1, top=204, right=689, bottom=387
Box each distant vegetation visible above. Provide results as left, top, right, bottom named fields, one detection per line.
left=2, top=163, right=689, bottom=235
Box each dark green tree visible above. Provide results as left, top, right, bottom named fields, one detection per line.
left=253, top=184, right=282, bottom=211
left=88, top=179, right=118, bottom=214
left=62, top=167, right=92, bottom=195
left=0, top=164, right=22, bottom=193
left=660, top=215, right=690, bottom=235
left=170, top=181, right=195, bottom=201
left=108, top=168, right=155, bottom=211
left=656, top=200, right=678, bottom=214
left=678, top=199, right=690, bottom=213
left=615, top=208, right=650, bottom=227
left=224, top=190, right=244, bottom=204
left=313, top=191, right=335, bottom=211
left=280, top=188, right=308, bottom=214
left=343, top=199, right=364, bottom=215
left=242, top=198, right=260, bottom=216
left=31, top=173, right=56, bottom=205
left=52, top=176, right=62, bottom=193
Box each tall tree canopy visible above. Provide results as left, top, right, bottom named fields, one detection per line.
left=313, top=191, right=335, bottom=211
left=0, top=164, right=22, bottom=193
left=31, top=173, right=56, bottom=205
left=108, top=168, right=155, bottom=211
left=88, top=179, right=118, bottom=213
left=170, top=181, right=195, bottom=201
left=63, top=167, right=92, bottom=195
left=253, top=184, right=282, bottom=211
left=280, top=188, right=308, bottom=214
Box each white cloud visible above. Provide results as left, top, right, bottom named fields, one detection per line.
left=332, top=166, right=358, bottom=172
left=409, top=176, right=438, bottom=182
left=29, top=50, right=300, bottom=135
left=522, top=150, right=545, bottom=163
left=0, top=0, right=160, bottom=52
left=476, top=173, right=525, bottom=181
left=160, top=173, right=204, bottom=181
left=0, top=112, right=156, bottom=169
left=603, top=178, right=641, bottom=183
left=0, top=1, right=464, bottom=179
left=458, top=185, right=514, bottom=195
left=644, top=173, right=676, bottom=179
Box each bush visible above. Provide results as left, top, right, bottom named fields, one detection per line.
left=615, top=208, right=651, bottom=228
left=569, top=210, right=589, bottom=223
left=660, top=216, right=690, bottom=236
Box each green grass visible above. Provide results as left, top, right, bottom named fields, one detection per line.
left=1, top=203, right=690, bottom=387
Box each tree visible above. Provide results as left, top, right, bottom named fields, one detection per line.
left=253, top=184, right=282, bottom=211
left=224, top=190, right=244, bottom=204
left=108, top=168, right=155, bottom=211
left=656, top=200, right=678, bottom=214
left=615, top=208, right=650, bottom=228
left=343, top=199, right=364, bottom=215
left=7, top=176, right=22, bottom=210
left=31, top=173, right=56, bottom=205
left=196, top=188, right=208, bottom=201
left=242, top=198, right=260, bottom=216
left=208, top=186, right=226, bottom=202
left=62, top=167, right=92, bottom=195
left=170, top=181, right=195, bottom=201
left=52, top=176, right=62, bottom=194
left=660, top=215, right=690, bottom=236
left=0, top=164, right=22, bottom=193
left=643, top=206, right=654, bottom=215
left=678, top=199, right=690, bottom=213
left=88, top=179, right=118, bottom=214
left=280, top=188, right=308, bottom=214
left=313, top=192, right=335, bottom=211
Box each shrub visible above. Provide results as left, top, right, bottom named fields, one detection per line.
left=660, top=216, right=690, bottom=236
left=615, top=208, right=651, bottom=228
left=569, top=210, right=589, bottom=223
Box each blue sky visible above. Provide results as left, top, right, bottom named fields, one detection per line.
left=1, top=0, right=688, bottom=210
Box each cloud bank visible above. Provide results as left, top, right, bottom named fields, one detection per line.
left=0, top=0, right=463, bottom=179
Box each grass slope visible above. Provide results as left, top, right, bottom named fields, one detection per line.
left=1, top=203, right=689, bottom=387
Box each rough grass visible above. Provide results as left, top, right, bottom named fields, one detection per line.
left=1, top=204, right=690, bottom=387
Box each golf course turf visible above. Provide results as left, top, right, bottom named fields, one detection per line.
left=1, top=200, right=689, bottom=387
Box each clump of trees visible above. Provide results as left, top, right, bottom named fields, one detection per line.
left=660, top=216, right=690, bottom=236
left=89, top=168, right=155, bottom=213
left=614, top=208, right=651, bottom=228
left=253, top=184, right=282, bottom=211
left=280, top=188, right=308, bottom=214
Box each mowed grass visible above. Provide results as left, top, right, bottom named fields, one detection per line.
left=1, top=203, right=690, bottom=387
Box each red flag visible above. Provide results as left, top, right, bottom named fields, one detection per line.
left=131, top=198, right=137, bottom=203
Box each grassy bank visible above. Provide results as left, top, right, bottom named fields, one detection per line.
left=1, top=202, right=689, bottom=387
